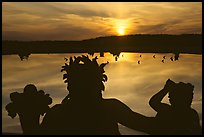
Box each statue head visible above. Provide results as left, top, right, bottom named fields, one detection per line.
left=61, top=55, right=109, bottom=101
left=168, top=82, right=194, bottom=108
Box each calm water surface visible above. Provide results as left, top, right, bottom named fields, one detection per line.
left=2, top=52, right=202, bottom=134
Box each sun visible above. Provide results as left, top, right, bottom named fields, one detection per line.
left=117, top=28, right=125, bottom=36
left=114, top=19, right=129, bottom=36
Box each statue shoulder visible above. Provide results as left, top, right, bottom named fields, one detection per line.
left=45, top=104, right=64, bottom=117
left=102, top=98, right=130, bottom=111
left=41, top=104, right=66, bottom=126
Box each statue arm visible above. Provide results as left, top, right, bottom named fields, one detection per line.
left=149, top=79, right=174, bottom=112
left=149, top=88, right=170, bottom=112
left=38, top=104, right=61, bottom=134
left=191, top=109, right=202, bottom=135
left=109, top=99, right=155, bottom=134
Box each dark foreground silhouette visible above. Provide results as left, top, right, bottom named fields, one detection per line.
left=5, top=56, right=202, bottom=135
left=149, top=79, right=202, bottom=135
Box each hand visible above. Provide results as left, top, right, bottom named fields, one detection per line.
left=164, top=79, right=175, bottom=90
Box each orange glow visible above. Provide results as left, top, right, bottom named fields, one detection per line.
left=117, top=28, right=125, bottom=36
left=114, top=19, right=129, bottom=36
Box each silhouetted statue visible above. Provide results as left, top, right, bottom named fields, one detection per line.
left=149, top=79, right=202, bottom=135
left=19, top=55, right=24, bottom=61
left=110, top=51, right=120, bottom=62
left=115, top=56, right=118, bottom=61
left=174, top=52, right=180, bottom=61
left=64, top=57, right=68, bottom=61
left=5, top=84, right=52, bottom=134
left=100, top=52, right=104, bottom=57
left=18, top=53, right=31, bottom=61
left=170, top=57, right=174, bottom=61
left=88, top=51, right=94, bottom=56
left=5, top=56, right=201, bottom=135
left=6, top=55, right=154, bottom=135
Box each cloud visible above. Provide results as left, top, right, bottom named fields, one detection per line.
left=2, top=2, right=202, bottom=40
left=3, top=2, right=112, bottom=20
left=3, top=26, right=99, bottom=41
left=135, top=18, right=201, bottom=34
left=136, top=24, right=169, bottom=34
left=3, top=12, right=111, bottom=41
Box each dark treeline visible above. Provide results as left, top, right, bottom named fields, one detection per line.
left=2, top=34, right=202, bottom=57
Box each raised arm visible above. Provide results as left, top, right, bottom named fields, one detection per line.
left=149, top=79, right=175, bottom=112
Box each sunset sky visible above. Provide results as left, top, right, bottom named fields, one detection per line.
left=2, top=2, right=202, bottom=41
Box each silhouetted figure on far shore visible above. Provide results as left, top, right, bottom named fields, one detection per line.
left=115, top=56, right=118, bottom=61
left=18, top=53, right=30, bottom=61
left=64, top=57, right=68, bottom=61
left=170, top=57, right=174, bottom=61
left=174, top=52, right=180, bottom=61
left=149, top=79, right=202, bottom=135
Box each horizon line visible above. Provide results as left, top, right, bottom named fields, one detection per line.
left=2, top=33, right=202, bottom=42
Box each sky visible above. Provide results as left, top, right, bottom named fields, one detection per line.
left=2, top=2, right=202, bottom=41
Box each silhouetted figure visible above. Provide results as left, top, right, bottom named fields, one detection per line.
left=40, top=56, right=155, bottom=134
left=170, top=57, right=174, bottom=61
left=64, top=57, right=68, bottom=61
left=163, top=56, right=166, bottom=59
left=88, top=52, right=94, bottom=56
left=174, top=52, right=180, bottom=61
left=162, top=60, right=164, bottom=63
left=19, top=55, right=24, bottom=61
left=100, top=52, right=104, bottom=57
left=153, top=55, right=156, bottom=58
left=110, top=51, right=120, bottom=62
left=138, top=60, right=140, bottom=64
left=110, top=51, right=121, bottom=58
left=7, top=55, right=154, bottom=135
left=18, top=53, right=30, bottom=61
left=140, top=55, right=142, bottom=57
left=149, top=79, right=202, bottom=135
left=5, top=84, right=52, bottom=135
left=115, top=56, right=118, bottom=61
